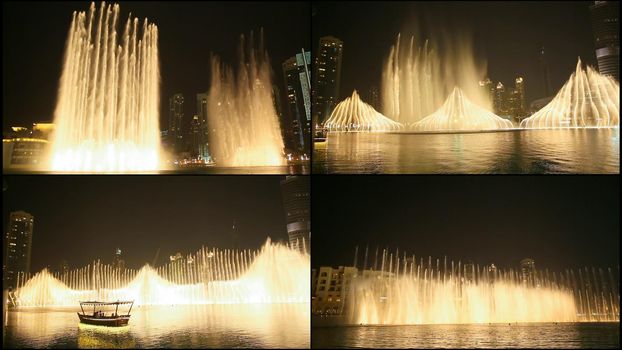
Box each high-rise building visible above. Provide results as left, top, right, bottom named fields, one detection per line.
left=590, top=1, right=619, bottom=80
left=112, top=247, right=125, bottom=271
left=189, top=115, right=201, bottom=158
left=313, top=36, right=343, bottom=127
left=510, top=76, right=527, bottom=122
left=169, top=93, right=184, bottom=153
left=280, top=176, right=310, bottom=254
left=273, top=84, right=296, bottom=153
left=283, top=49, right=312, bottom=155
left=538, top=47, right=552, bottom=97
left=520, top=258, right=536, bottom=286
left=196, top=92, right=210, bottom=161
left=4, top=211, right=34, bottom=290
left=367, top=85, right=380, bottom=110
left=494, top=82, right=508, bottom=116
left=283, top=57, right=304, bottom=153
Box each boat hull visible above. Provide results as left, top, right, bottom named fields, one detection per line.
left=78, top=313, right=130, bottom=327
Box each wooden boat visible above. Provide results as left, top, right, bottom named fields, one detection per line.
left=77, top=301, right=134, bottom=327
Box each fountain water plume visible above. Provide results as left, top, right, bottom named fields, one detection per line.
left=413, top=87, right=514, bottom=131
left=50, top=2, right=161, bottom=172
left=520, top=58, right=619, bottom=129
left=207, top=30, right=285, bottom=167
left=324, top=91, right=403, bottom=132
left=382, top=33, right=490, bottom=125
left=12, top=239, right=308, bottom=307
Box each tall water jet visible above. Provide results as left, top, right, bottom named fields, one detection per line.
left=382, top=33, right=490, bottom=125
left=324, top=91, right=403, bottom=132
left=413, top=87, right=514, bottom=131
left=11, top=239, right=308, bottom=307
left=521, top=58, right=620, bottom=129
left=207, top=31, right=285, bottom=167
left=50, top=2, right=161, bottom=172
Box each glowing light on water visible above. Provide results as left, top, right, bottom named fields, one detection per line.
left=207, top=31, right=285, bottom=167
left=412, top=87, right=514, bottom=131
left=521, top=58, right=619, bottom=129
left=343, top=248, right=620, bottom=325
left=382, top=33, right=491, bottom=125
left=324, top=91, right=403, bottom=132
left=13, top=240, right=308, bottom=307
left=50, top=2, right=161, bottom=172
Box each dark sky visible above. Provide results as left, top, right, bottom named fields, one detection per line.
left=3, top=1, right=310, bottom=132
left=312, top=176, right=619, bottom=272
left=312, top=1, right=597, bottom=105
left=3, top=175, right=289, bottom=272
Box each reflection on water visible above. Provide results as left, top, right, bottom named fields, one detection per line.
left=4, top=304, right=309, bottom=348
left=3, top=164, right=310, bottom=175
left=312, top=323, right=620, bottom=349
left=313, top=129, right=619, bottom=174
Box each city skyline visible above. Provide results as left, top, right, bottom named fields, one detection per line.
left=3, top=176, right=292, bottom=272
left=312, top=1, right=599, bottom=106
left=312, top=176, right=619, bottom=271
left=3, top=1, right=310, bottom=132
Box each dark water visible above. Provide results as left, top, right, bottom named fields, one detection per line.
left=313, top=129, right=619, bottom=174
left=3, top=304, right=309, bottom=348
left=3, top=164, right=310, bottom=175
left=312, top=323, right=620, bottom=348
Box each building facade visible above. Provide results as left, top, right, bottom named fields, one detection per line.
left=282, top=49, right=312, bottom=156
left=590, top=1, right=620, bottom=80
left=280, top=176, right=310, bottom=254
left=312, top=266, right=357, bottom=315
left=196, top=92, right=211, bottom=161
left=313, top=36, right=343, bottom=127
left=4, top=211, right=34, bottom=290
left=168, top=93, right=185, bottom=154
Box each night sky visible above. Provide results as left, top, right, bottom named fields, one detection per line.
left=3, top=1, right=310, bottom=132
left=3, top=176, right=289, bottom=272
left=312, top=176, right=619, bottom=272
left=312, top=1, right=597, bottom=105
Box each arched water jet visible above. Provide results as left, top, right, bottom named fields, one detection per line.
left=325, top=91, right=403, bottom=132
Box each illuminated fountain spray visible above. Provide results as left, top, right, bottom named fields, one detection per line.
left=12, top=239, right=308, bottom=307
left=381, top=33, right=491, bottom=126
left=324, top=91, right=403, bottom=132
left=412, top=87, right=514, bottom=131
left=521, top=58, right=619, bottom=129
left=207, top=31, right=285, bottom=167
left=50, top=2, right=161, bottom=172
left=344, top=247, right=619, bottom=324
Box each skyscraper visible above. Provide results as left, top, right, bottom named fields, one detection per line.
left=280, top=176, right=310, bottom=254
left=313, top=36, right=343, bottom=127
left=196, top=92, right=210, bottom=160
left=590, top=1, right=619, bottom=80
left=283, top=50, right=312, bottom=155
left=4, top=211, right=34, bottom=290
left=112, top=248, right=125, bottom=271
left=520, top=258, right=536, bottom=286
left=538, top=47, right=552, bottom=97
left=169, top=93, right=184, bottom=153
left=189, top=115, right=201, bottom=158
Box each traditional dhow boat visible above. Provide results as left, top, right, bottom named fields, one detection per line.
left=78, top=301, right=134, bottom=327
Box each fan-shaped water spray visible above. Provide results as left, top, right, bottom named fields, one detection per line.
left=343, top=247, right=620, bottom=325
left=207, top=31, right=285, bottom=167
left=324, top=91, right=403, bottom=132
left=412, top=87, right=514, bottom=131
left=12, top=240, right=308, bottom=307
left=50, top=2, right=161, bottom=172
left=520, top=58, right=619, bottom=129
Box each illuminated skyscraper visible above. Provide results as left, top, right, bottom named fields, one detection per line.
left=169, top=93, right=184, bottom=153
left=283, top=49, right=312, bottom=155
left=313, top=36, right=343, bottom=127
left=4, top=211, right=34, bottom=289
left=520, top=258, right=536, bottom=286
left=196, top=92, right=210, bottom=160
left=280, top=176, right=310, bottom=254
left=590, top=1, right=619, bottom=80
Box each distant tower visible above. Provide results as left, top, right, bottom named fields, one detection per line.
left=520, top=258, right=536, bottom=286
left=282, top=49, right=312, bottom=155
left=313, top=36, right=343, bottom=126
left=538, top=47, right=552, bottom=97
left=280, top=176, right=310, bottom=254
left=196, top=92, right=210, bottom=160
left=169, top=93, right=185, bottom=153
left=590, top=1, right=620, bottom=80
left=4, top=211, right=34, bottom=289
left=112, top=247, right=125, bottom=270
